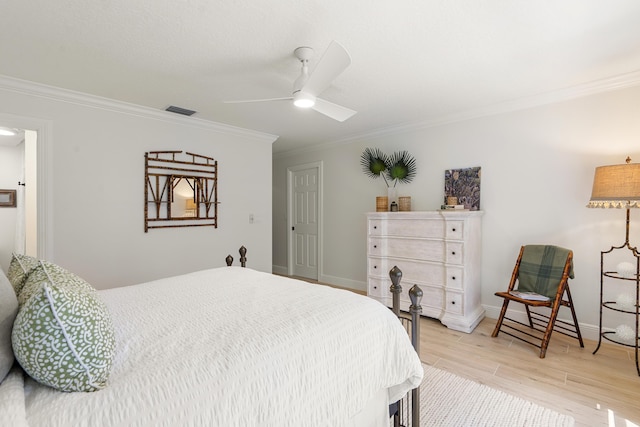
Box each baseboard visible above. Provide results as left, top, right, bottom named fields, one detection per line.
left=272, top=264, right=287, bottom=276
left=482, top=304, right=600, bottom=342
left=272, top=265, right=367, bottom=293
left=318, top=273, right=367, bottom=293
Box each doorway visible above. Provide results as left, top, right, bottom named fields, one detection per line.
left=287, top=162, right=323, bottom=281
left=0, top=113, right=52, bottom=263
left=0, top=128, right=37, bottom=262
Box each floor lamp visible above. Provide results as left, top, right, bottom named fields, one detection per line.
left=588, top=156, right=640, bottom=375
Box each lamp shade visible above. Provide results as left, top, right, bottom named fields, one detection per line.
left=587, top=158, right=640, bottom=208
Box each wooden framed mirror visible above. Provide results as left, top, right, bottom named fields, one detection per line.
left=144, top=151, right=218, bottom=232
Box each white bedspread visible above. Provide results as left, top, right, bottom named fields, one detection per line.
left=5, top=267, right=423, bottom=427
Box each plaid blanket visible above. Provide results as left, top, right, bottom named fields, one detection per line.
left=517, top=245, right=573, bottom=300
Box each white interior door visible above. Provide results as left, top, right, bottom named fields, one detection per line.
left=288, top=163, right=321, bottom=280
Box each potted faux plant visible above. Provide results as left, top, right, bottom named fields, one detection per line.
left=360, top=148, right=417, bottom=211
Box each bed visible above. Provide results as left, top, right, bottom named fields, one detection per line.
left=0, top=249, right=423, bottom=426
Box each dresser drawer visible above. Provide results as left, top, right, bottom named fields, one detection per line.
left=368, top=277, right=444, bottom=311
left=445, top=266, right=464, bottom=290
left=369, top=218, right=445, bottom=238
left=444, top=291, right=464, bottom=315
left=368, top=257, right=444, bottom=286
left=368, top=277, right=391, bottom=298
left=417, top=285, right=444, bottom=311
left=368, top=220, right=384, bottom=236
left=369, top=237, right=445, bottom=262
left=444, top=220, right=464, bottom=240
left=444, top=241, right=464, bottom=265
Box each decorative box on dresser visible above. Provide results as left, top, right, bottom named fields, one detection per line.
left=366, top=211, right=484, bottom=333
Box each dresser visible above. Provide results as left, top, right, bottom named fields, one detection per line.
left=366, top=211, right=484, bottom=333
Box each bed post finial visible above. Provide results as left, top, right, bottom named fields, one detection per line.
left=408, top=284, right=422, bottom=426
left=389, top=266, right=403, bottom=316
left=239, top=246, right=247, bottom=267
left=408, top=285, right=423, bottom=353
left=225, top=255, right=233, bottom=266
left=409, top=285, right=423, bottom=316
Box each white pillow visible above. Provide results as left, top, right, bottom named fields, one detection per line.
left=0, top=268, right=19, bottom=383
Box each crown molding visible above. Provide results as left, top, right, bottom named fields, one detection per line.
left=275, top=69, right=640, bottom=158
left=0, top=75, right=278, bottom=144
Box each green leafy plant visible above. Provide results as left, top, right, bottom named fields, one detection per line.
left=387, top=150, right=417, bottom=186
left=360, top=148, right=417, bottom=187
left=360, top=147, right=390, bottom=186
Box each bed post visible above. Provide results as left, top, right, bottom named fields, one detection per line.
left=408, top=285, right=422, bottom=356
left=226, top=246, right=247, bottom=267
left=409, top=285, right=423, bottom=427
left=389, top=266, right=422, bottom=427
left=389, top=266, right=402, bottom=316
left=239, top=246, right=247, bottom=267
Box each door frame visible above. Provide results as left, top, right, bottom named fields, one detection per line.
left=286, top=161, right=323, bottom=279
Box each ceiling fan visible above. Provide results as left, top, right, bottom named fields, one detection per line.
left=225, top=40, right=357, bottom=122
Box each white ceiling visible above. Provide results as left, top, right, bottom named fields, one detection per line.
left=0, top=129, right=24, bottom=147
left=2, top=1, right=640, bottom=153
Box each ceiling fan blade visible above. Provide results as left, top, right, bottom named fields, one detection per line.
left=302, top=40, right=351, bottom=96
left=312, top=98, right=357, bottom=122
left=224, top=97, right=292, bottom=104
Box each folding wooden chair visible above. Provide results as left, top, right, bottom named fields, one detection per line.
left=491, top=245, right=584, bottom=358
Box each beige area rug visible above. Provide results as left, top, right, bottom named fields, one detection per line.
left=413, top=365, right=575, bottom=427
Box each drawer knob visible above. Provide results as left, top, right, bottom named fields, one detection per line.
left=374, top=265, right=377, bottom=269
left=374, top=226, right=377, bottom=229
left=451, top=301, right=456, bottom=305
left=373, top=286, right=377, bottom=289
left=374, top=245, right=377, bottom=248
left=451, top=251, right=456, bottom=255
left=452, top=276, right=456, bottom=280
left=452, top=228, right=456, bottom=232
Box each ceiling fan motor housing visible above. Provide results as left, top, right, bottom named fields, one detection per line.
left=294, top=46, right=314, bottom=61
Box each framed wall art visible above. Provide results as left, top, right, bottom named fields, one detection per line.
left=0, top=189, right=16, bottom=207
left=444, top=167, right=481, bottom=210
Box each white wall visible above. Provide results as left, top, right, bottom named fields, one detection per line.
left=273, top=84, right=640, bottom=335
left=0, top=143, right=21, bottom=271
left=0, top=76, right=275, bottom=289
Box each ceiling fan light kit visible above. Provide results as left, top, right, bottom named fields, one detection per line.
left=225, top=40, right=356, bottom=122
left=293, top=91, right=316, bottom=108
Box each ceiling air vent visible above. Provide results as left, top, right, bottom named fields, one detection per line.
left=165, top=105, right=197, bottom=116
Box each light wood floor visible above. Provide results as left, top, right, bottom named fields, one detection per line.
left=420, top=316, right=640, bottom=426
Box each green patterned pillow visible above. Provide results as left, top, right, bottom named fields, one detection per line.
left=12, top=281, right=116, bottom=392
left=6, top=253, right=39, bottom=296
left=18, top=260, right=94, bottom=307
